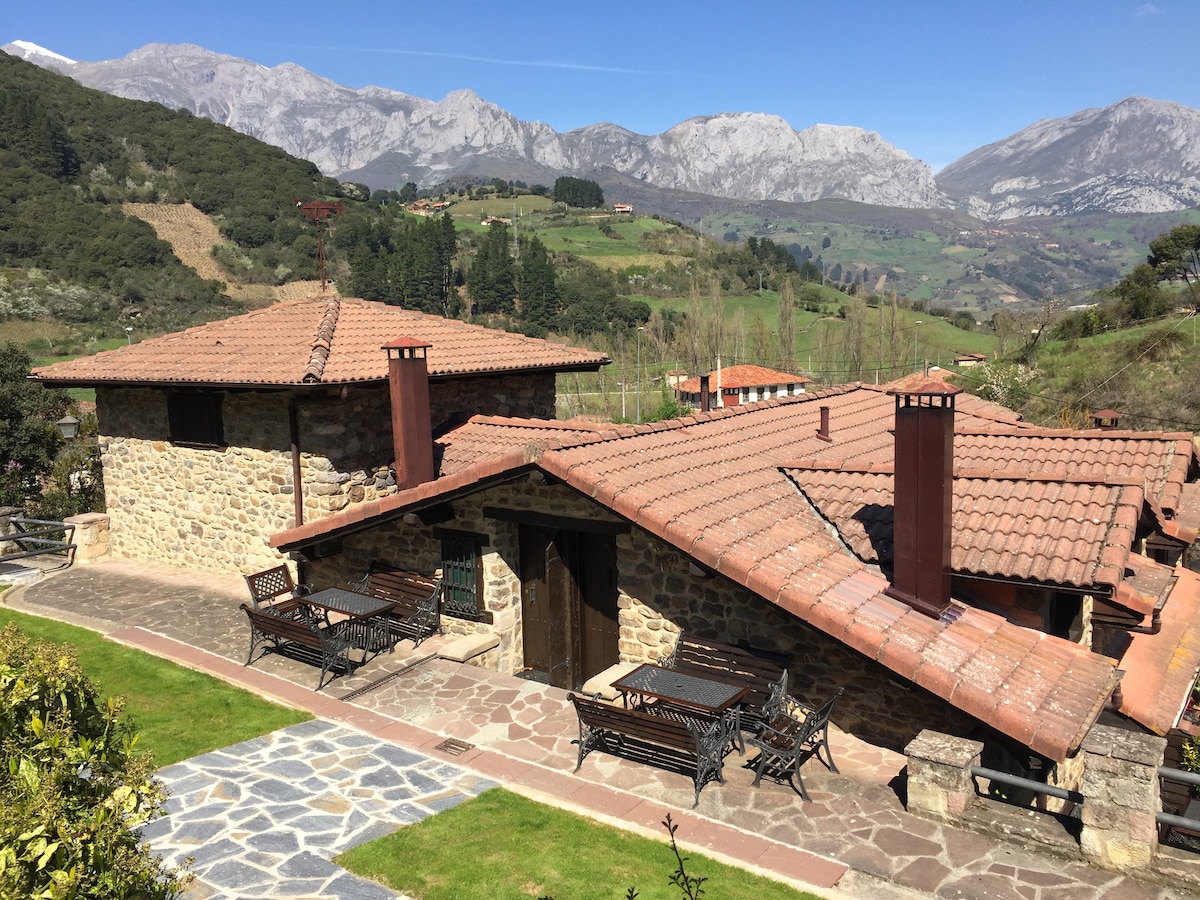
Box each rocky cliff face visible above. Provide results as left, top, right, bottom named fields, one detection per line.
left=7, top=41, right=1199, bottom=219
left=936, top=97, right=1200, bottom=219
left=10, top=42, right=941, bottom=209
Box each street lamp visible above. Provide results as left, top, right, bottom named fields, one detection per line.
left=124, top=326, right=133, bottom=345
left=56, top=415, right=81, bottom=440
left=913, top=321, right=923, bottom=374
left=636, top=326, right=644, bottom=423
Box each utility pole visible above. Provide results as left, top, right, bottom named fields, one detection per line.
left=913, top=321, right=923, bottom=373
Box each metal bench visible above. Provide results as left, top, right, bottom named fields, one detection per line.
left=664, top=634, right=790, bottom=734
left=240, top=602, right=355, bottom=690
left=348, top=561, right=442, bottom=649
left=568, top=692, right=728, bottom=807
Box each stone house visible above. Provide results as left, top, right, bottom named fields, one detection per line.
left=30, top=295, right=608, bottom=574
left=269, top=368, right=1200, bottom=777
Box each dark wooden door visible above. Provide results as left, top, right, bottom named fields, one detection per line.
left=519, top=525, right=618, bottom=690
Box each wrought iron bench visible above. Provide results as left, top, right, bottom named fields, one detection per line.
left=567, top=692, right=728, bottom=807
left=348, top=561, right=442, bottom=649
left=240, top=602, right=355, bottom=690
left=664, top=634, right=790, bottom=734
left=748, top=688, right=844, bottom=801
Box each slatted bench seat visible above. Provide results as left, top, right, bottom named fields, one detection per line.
left=241, top=603, right=355, bottom=690
left=567, top=692, right=728, bottom=807
left=348, top=561, right=442, bottom=649
left=665, top=634, right=791, bottom=734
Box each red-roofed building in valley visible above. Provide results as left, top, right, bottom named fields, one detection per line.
left=675, top=364, right=810, bottom=410
left=31, top=294, right=608, bottom=573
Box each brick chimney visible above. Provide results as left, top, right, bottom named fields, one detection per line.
left=817, top=405, right=832, bottom=442
left=699, top=374, right=711, bottom=412
left=885, top=384, right=960, bottom=618
left=383, top=337, right=434, bottom=489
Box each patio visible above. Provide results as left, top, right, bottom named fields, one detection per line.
left=6, top=560, right=1197, bottom=900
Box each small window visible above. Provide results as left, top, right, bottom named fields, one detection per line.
left=167, top=391, right=224, bottom=447
left=439, top=530, right=489, bottom=622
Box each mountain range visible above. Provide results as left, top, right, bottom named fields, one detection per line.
left=6, top=40, right=1200, bottom=222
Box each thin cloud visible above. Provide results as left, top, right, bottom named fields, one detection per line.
left=1135, top=3, right=1161, bottom=15
left=279, top=44, right=691, bottom=78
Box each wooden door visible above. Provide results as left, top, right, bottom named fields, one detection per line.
left=519, top=525, right=618, bottom=690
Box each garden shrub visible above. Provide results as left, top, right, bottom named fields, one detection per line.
left=0, top=623, right=188, bottom=898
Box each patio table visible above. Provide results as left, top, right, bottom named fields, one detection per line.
left=301, top=587, right=397, bottom=658
left=612, top=663, right=748, bottom=752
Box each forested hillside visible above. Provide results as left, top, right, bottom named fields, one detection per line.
left=0, top=51, right=339, bottom=337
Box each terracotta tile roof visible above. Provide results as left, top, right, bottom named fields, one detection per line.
left=1116, top=566, right=1200, bottom=735
left=31, top=295, right=608, bottom=387
left=953, top=430, right=1196, bottom=513
left=788, top=467, right=1144, bottom=590
left=271, top=386, right=1138, bottom=760
left=436, top=416, right=623, bottom=474
left=676, top=364, right=810, bottom=393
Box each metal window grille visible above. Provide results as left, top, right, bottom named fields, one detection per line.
left=440, top=532, right=481, bottom=619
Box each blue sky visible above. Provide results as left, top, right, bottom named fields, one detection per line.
left=6, top=1, right=1195, bottom=172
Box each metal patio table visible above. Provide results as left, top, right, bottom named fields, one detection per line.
left=612, top=663, right=749, bottom=752
left=301, top=587, right=397, bottom=658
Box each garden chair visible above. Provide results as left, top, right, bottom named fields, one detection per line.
left=747, top=688, right=843, bottom=801
left=243, top=565, right=315, bottom=620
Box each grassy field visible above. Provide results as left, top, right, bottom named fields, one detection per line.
left=336, top=788, right=821, bottom=900
left=0, top=607, right=310, bottom=767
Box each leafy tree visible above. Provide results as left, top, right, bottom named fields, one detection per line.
left=0, top=624, right=188, bottom=898
left=398, top=182, right=419, bottom=203
left=1110, top=263, right=1174, bottom=322
left=0, top=343, right=68, bottom=508
left=1147, top=224, right=1200, bottom=303
left=821, top=235, right=831, bottom=250
left=551, top=176, right=604, bottom=209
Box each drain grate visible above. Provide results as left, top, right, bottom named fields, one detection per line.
left=340, top=653, right=436, bottom=701
left=434, top=737, right=475, bottom=756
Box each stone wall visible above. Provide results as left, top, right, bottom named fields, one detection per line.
left=305, top=477, right=977, bottom=754
left=93, top=371, right=561, bottom=575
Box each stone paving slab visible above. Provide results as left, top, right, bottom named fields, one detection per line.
left=145, top=719, right=497, bottom=899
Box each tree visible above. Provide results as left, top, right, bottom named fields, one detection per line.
left=551, top=176, right=604, bottom=209
left=466, top=222, right=516, bottom=315
left=0, top=343, right=68, bottom=508
left=0, top=624, right=188, bottom=898
left=777, top=275, right=796, bottom=366
left=518, top=236, right=559, bottom=335
left=1147, top=224, right=1200, bottom=302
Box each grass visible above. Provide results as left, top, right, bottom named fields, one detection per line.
left=0, top=607, right=310, bottom=767
left=336, top=788, right=821, bottom=900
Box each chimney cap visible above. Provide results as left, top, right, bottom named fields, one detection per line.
left=887, top=382, right=962, bottom=398
left=382, top=336, right=433, bottom=351
left=1093, top=408, right=1121, bottom=419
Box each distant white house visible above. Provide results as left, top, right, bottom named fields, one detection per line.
left=612, top=203, right=633, bottom=215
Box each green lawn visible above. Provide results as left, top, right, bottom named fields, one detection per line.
left=0, top=607, right=821, bottom=897
left=336, top=788, right=821, bottom=900
left=0, top=607, right=310, bottom=767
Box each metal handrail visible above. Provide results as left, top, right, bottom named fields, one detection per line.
left=1157, top=765, right=1200, bottom=836
left=970, top=766, right=1084, bottom=804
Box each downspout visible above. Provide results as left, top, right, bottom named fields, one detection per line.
left=288, top=397, right=304, bottom=528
